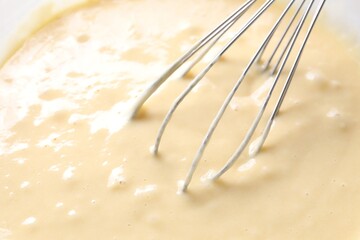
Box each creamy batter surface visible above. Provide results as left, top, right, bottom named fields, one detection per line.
left=1, top=0, right=360, bottom=239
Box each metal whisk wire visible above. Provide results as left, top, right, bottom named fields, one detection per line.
left=130, top=0, right=326, bottom=192
left=129, top=0, right=257, bottom=117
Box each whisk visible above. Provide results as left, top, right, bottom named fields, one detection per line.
left=130, top=0, right=326, bottom=192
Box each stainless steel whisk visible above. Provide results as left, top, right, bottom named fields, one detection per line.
left=130, top=0, right=326, bottom=192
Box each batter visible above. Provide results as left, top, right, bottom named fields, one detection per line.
left=1, top=0, right=360, bottom=239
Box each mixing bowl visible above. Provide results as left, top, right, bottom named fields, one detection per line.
left=0, top=1, right=359, bottom=239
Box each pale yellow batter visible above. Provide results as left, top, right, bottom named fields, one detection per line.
left=1, top=0, right=360, bottom=239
